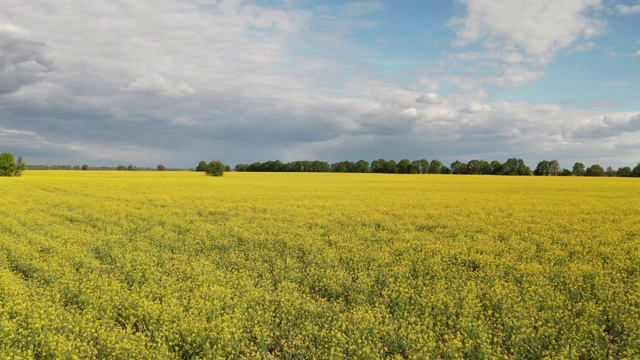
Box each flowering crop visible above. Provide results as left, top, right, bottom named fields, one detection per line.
left=1, top=171, right=639, bottom=358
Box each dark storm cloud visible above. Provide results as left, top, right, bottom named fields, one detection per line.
left=0, top=32, right=53, bottom=94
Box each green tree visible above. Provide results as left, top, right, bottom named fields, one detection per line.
left=354, top=160, right=369, bottom=173
left=0, top=152, right=25, bottom=177
left=490, top=160, right=502, bottom=175
left=549, top=160, right=560, bottom=175
left=82, top=164, right=90, bottom=171
left=419, top=159, right=430, bottom=174
left=156, top=164, right=166, bottom=171
left=397, top=159, right=411, bottom=174
left=534, top=160, right=550, bottom=175
left=617, top=166, right=632, bottom=177
left=450, top=160, right=466, bottom=174
left=466, top=159, right=483, bottom=174
left=196, top=161, right=208, bottom=172
left=572, top=162, right=585, bottom=176
left=428, top=159, right=443, bottom=174
left=606, top=166, right=615, bottom=177
left=410, top=160, right=421, bottom=174
left=501, top=158, right=520, bottom=175
left=371, top=159, right=387, bottom=173
left=205, top=160, right=225, bottom=176
left=384, top=160, right=398, bottom=174
left=586, top=164, right=605, bottom=177
left=632, top=163, right=640, bottom=177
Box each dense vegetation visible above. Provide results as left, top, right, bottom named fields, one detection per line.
left=234, top=158, right=640, bottom=177
left=1, top=171, right=639, bottom=358
left=0, top=152, right=26, bottom=177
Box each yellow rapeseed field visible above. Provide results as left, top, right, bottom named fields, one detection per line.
left=1, top=170, right=639, bottom=359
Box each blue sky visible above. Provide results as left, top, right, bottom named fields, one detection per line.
left=1, top=0, right=639, bottom=168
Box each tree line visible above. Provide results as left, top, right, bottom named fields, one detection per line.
left=233, top=158, right=640, bottom=177
left=3, top=150, right=640, bottom=178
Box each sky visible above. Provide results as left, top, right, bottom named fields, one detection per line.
left=1, top=0, right=639, bottom=169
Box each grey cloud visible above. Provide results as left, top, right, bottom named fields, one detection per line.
left=0, top=32, right=53, bottom=93
left=415, top=93, right=442, bottom=104
left=571, top=113, right=640, bottom=140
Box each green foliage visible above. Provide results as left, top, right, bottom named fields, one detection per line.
left=534, top=160, right=560, bottom=176
left=0, top=152, right=26, bottom=177
left=156, top=164, right=166, bottom=171
left=586, top=164, right=605, bottom=177
left=205, top=160, right=225, bottom=176
left=195, top=161, right=208, bottom=172
left=572, top=162, right=586, bottom=176
left=617, top=166, right=631, bottom=177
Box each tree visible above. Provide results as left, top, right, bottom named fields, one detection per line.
left=572, top=162, right=585, bottom=176
left=311, top=160, right=330, bottom=172
left=156, top=164, right=166, bottom=171
left=490, top=160, right=502, bottom=175
left=501, top=158, right=520, bottom=175
left=605, top=166, right=615, bottom=177
left=633, top=163, right=640, bottom=177
left=0, top=152, right=26, bottom=177
left=560, top=169, right=572, bottom=176
left=450, top=160, right=465, bottom=174
left=205, top=160, right=225, bottom=176
left=354, top=159, right=369, bottom=173
left=397, top=159, right=411, bottom=174
left=371, top=159, right=387, bottom=173
left=81, top=164, right=90, bottom=171
left=617, top=166, right=632, bottom=177
left=585, top=164, right=605, bottom=177
left=384, top=160, right=398, bottom=174
left=410, top=160, right=421, bottom=174
left=534, top=160, right=550, bottom=175
left=549, top=160, right=561, bottom=175
left=196, top=161, right=208, bottom=172
left=466, top=159, right=482, bottom=174
left=15, top=155, right=26, bottom=176
left=331, top=161, right=356, bottom=173
left=419, top=159, right=430, bottom=174
left=428, top=159, right=443, bottom=174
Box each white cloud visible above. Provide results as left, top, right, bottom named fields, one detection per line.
left=459, top=102, right=491, bottom=114
left=571, top=41, right=596, bottom=53
left=616, top=3, right=640, bottom=14
left=400, top=108, right=418, bottom=117
left=446, top=0, right=606, bottom=89
left=450, top=0, right=605, bottom=58
left=122, top=73, right=194, bottom=97
left=634, top=51, right=640, bottom=58
left=493, top=66, right=544, bottom=87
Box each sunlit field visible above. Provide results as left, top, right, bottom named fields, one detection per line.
left=1, top=171, right=639, bottom=359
